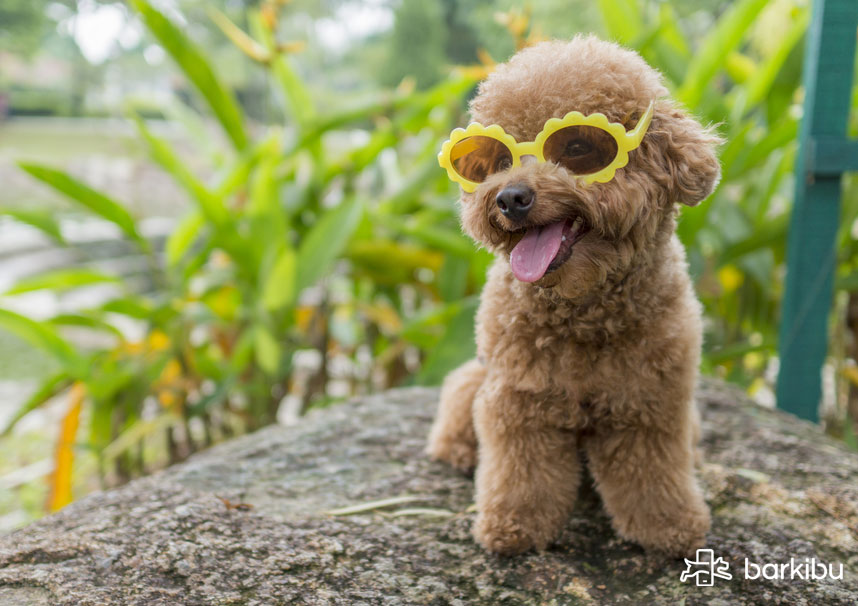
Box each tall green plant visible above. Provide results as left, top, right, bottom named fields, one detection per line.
left=0, top=0, right=483, bottom=506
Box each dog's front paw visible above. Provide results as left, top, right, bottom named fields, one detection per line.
left=426, top=436, right=477, bottom=474
left=664, top=505, right=711, bottom=557
left=616, top=503, right=710, bottom=558
left=472, top=510, right=549, bottom=555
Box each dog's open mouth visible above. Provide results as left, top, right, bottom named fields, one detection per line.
left=509, top=217, right=589, bottom=283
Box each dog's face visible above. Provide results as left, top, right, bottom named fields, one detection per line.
left=458, top=36, right=721, bottom=299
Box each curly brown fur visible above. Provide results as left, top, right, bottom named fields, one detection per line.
left=426, top=36, right=721, bottom=557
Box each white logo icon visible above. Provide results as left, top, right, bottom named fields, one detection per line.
left=681, top=549, right=733, bottom=586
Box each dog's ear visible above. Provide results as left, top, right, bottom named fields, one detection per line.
left=648, top=104, right=722, bottom=206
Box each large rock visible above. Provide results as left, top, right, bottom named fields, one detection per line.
left=1, top=379, right=857, bottom=605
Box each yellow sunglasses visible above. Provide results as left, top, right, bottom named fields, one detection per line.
left=438, top=101, right=654, bottom=193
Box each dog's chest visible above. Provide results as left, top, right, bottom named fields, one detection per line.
left=490, top=310, right=597, bottom=381
left=487, top=305, right=648, bottom=426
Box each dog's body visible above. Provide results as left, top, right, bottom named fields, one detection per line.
left=427, top=36, right=720, bottom=557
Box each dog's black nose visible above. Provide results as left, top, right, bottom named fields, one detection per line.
left=496, top=184, right=534, bottom=222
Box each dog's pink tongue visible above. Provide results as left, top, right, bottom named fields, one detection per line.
left=510, top=221, right=565, bottom=282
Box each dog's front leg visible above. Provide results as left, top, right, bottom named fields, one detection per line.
left=472, top=381, right=580, bottom=555
left=426, top=358, right=485, bottom=473
left=583, top=421, right=710, bottom=557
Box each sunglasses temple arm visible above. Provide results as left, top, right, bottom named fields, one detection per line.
left=627, top=101, right=655, bottom=147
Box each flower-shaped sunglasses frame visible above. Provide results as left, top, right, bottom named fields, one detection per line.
left=438, top=101, right=655, bottom=193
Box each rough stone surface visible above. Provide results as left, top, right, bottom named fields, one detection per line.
left=1, top=379, right=857, bottom=605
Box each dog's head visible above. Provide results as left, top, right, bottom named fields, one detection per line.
left=457, top=36, right=721, bottom=299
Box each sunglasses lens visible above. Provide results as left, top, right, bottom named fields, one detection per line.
left=450, top=136, right=513, bottom=184
left=544, top=125, right=619, bottom=175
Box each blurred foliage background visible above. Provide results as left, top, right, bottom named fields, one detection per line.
left=0, top=0, right=856, bottom=530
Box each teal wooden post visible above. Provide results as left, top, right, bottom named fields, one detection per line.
left=776, top=0, right=858, bottom=421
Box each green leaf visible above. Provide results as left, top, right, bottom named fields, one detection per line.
left=208, top=7, right=269, bottom=63
left=296, top=95, right=397, bottom=147
left=6, top=268, right=119, bottom=295
left=253, top=324, right=281, bottom=375
left=377, top=157, right=444, bottom=215
left=677, top=0, right=770, bottom=109
left=725, top=52, right=757, bottom=84
left=131, top=0, right=247, bottom=150
left=380, top=216, right=475, bottom=258
left=726, top=118, right=798, bottom=180
left=1, top=372, right=72, bottom=436
left=705, top=339, right=773, bottom=364
left=18, top=162, right=149, bottom=252
left=414, top=298, right=478, bottom=385
left=214, top=143, right=264, bottom=198
left=248, top=144, right=289, bottom=260
left=743, top=9, right=809, bottom=111
left=249, top=12, right=315, bottom=128
left=468, top=249, right=494, bottom=289
left=400, top=300, right=468, bottom=349
left=836, top=270, right=858, bottom=292
left=166, top=211, right=206, bottom=267
left=248, top=144, right=281, bottom=217
left=99, top=297, right=156, bottom=319
left=737, top=248, right=774, bottom=288
left=597, top=0, right=642, bottom=44
left=296, top=197, right=364, bottom=293
left=262, top=246, right=297, bottom=311
left=438, top=255, right=469, bottom=302
left=0, top=208, right=66, bottom=245
left=132, top=114, right=229, bottom=226
left=0, top=309, right=84, bottom=376
left=347, top=240, right=442, bottom=286
left=633, top=21, right=685, bottom=87
left=88, top=395, right=114, bottom=451
left=654, top=4, right=690, bottom=57
left=47, top=313, right=124, bottom=339
left=272, top=61, right=313, bottom=118
left=229, top=330, right=256, bottom=374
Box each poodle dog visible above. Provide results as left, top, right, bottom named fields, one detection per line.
left=427, top=35, right=721, bottom=557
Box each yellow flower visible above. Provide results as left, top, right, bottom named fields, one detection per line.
left=155, top=358, right=184, bottom=409
left=717, top=265, right=744, bottom=294
left=147, top=330, right=171, bottom=353
left=158, top=391, right=179, bottom=408
left=296, top=305, right=315, bottom=334
left=48, top=382, right=85, bottom=512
